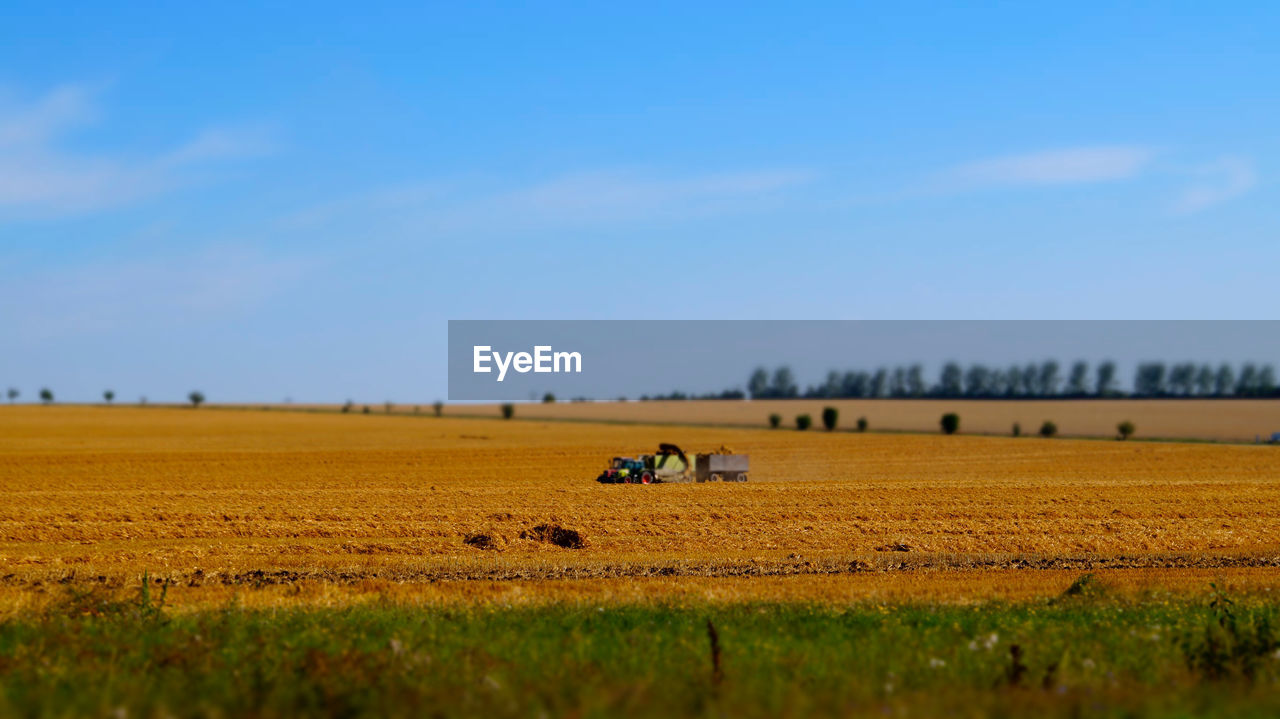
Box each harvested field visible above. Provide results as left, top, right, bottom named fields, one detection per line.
left=2, top=406, right=1279, bottom=607
left=447, top=398, right=1280, bottom=442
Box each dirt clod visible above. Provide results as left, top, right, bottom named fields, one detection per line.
left=463, top=533, right=505, bottom=551
left=521, top=524, right=587, bottom=549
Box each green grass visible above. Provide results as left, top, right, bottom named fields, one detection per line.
left=2, top=584, right=1279, bottom=718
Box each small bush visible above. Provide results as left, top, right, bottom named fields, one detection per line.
left=362, top=405, right=370, bottom=414
left=940, top=413, right=960, bottom=435
left=542, top=393, right=556, bottom=404
left=1012, top=422, right=1021, bottom=437
left=856, top=416, right=868, bottom=432
left=501, top=403, right=515, bottom=420
left=821, top=406, right=838, bottom=431
left=1039, top=420, right=1058, bottom=438
left=1179, top=584, right=1279, bottom=680
left=1117, top=420, right=1135, bottom=440
left=795, top=414, right=812, bottom=431
left=188, top=391, right=205, bottom=408
left=1054, top=573, right=1107, bottom=602
left=768, top=413, right=782, bottom=429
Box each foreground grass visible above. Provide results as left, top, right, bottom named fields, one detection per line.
left=1, top=582, right=1278, bottom=718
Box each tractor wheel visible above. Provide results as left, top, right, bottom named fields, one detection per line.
left=709, top=473, right=723, bottom=482
left=737, top=473, right=748, bottom=482
left=640, top=472, right=653, bottom=484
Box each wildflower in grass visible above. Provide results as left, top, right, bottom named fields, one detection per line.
left=928, top=657, right=946, bottom=668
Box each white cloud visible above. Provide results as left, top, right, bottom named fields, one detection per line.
left=490, top=169, right=813, bottom=223
left=1173, top=156, right=1257, bottom=214
left=276, top=168, right=813, bottom=236
left=942, top=146, right=1156, bottom=188
left=1, top=246, right=314, bottom=342
left=0, top=84, right=270, bottom=218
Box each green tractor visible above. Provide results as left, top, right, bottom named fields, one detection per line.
left=596, top=456, right=653, bottom=484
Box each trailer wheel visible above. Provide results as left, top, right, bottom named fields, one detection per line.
left=709, top=473, right=722, bottom=482
left=737, top=473, right=748, bottom=482
left=640, top=472, right=652, bottom=484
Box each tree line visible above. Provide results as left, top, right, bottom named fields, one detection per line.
left=742, top=360, right=1278, bottom=400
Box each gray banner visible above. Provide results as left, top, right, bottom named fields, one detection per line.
left=447, top=320, right=1280, bottom=401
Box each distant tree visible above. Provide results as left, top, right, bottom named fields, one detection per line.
left=362, top=405, right=370, bottom=414
left=1095, top=361, right=1117, bottom=397
left=433, top=400, right=444, bottom=417
left=1039, top=420, right=1058, bottom=438
left=188, top=391, right=205, bottom=408
left=963, top=364, right=990, bottom=397
left=843, top=371, right=869, bottom=398
left=1257, top=365, right=1277, bottom=397
left=103, top=390, right=114, bottom=405
left=889, top=367, right=906, bottom=397
left=1194, top=365, right=1215, bottom=396
left=139, top=396, right=148, bottom=406
left=1012, top=422, right=1021, bottom=437
left=768, top=413, right=781, bottom=429
left=938, top=362, right=963, bottom=397
left=987, top=369, right=1008, bottom=397
left=1021, top=363, right=1037, bottom=396
left=7, top=388, right=18, bottom=403
left=856, top=416, right=868, bottom=432
left=1236, top=363, right=1259, bottom=396
left=940, top=412, right=960, bottom=435
left=1214, top=364, right=1235, bottom=396
left=821, top=406, right=838, bottom=431
left=821, top=370, right=842, bottom=398
left=413, top=405, right=421, bottom=414
left=795, top=414, right=812, bottom=431
left=1117, top=420, right=1135, bottom=440
left=1037, top=360, right=1061, bottom=397
left=906, top=364, right=925, bottom=397
left=868, top=368, right=888, bottom=398
left=1006, top=365, right=1023, bottom=397
left=341, top=400, right=353, bottom=413
left=770, top=367, right=798, bottom=399
left=1134, top=362, right=1167, bottom=397
left=1066, top=361, right=1089, bottom=397
left=501, top=403, right=515, bottom=420
left=1169, top=363, right=1196, bottom=396
left=748, top=367, right=770, bottom=399
left=384, top=401, right=394, bottom=414
left=39, top=388, right=53, bottom=405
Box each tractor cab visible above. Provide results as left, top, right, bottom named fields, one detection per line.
left=596, top=456, right=652, bottom=484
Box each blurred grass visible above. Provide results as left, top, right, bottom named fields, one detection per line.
left=1, top=588, right=1278, bottom=718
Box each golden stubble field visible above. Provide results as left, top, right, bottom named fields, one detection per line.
left=448, top=398, right=1280, bottom=442
left=2, top=406, right=1279, bottom=609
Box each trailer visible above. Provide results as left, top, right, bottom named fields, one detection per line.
left=696, top=453, right=749, bottom=483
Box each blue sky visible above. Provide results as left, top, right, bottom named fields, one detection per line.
left=2, top=2, right=1277, bottom=402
